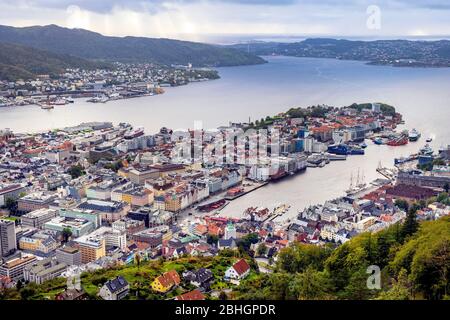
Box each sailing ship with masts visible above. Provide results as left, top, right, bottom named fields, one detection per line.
left=345, top=168, right=367, bottom=196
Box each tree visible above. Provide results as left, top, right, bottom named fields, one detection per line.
left=67, top=165, right=85, bottom=179
left=218, top=291, right=228, bottom=300
left=237, top=233, right=259, bottom=252
left=206, top=234, right=219, bottom=246
left=256, top=243, right=268, bottom=257
left=134, top=252, right=142, bottom=270
left=277, top=242, right=332, bottom=273
left=401, top=207, right=419, bottom=240
left=376, top=233, right=392, bottom=268
left=4, top=198, right=18, bottom=215
left=342, top=267, right=376, bottom=300
left=377, top=269, right=412, bottom=300
left=289, top=267, right=333, bottom=300
left=444, top=183, right=449, bottom=193
left=62, top=227, right=72, bottom=242
left=395, top=199, right=409, bottom=211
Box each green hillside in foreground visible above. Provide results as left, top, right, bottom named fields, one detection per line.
left=235, top=215, right=449, bottom=300
left=1, top=196, right=448, bottom=300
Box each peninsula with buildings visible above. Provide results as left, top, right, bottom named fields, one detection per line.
left=0, top=61, right=220, bottom=108
left=230, top=38, right=450, bottom=68
left=0, top=23, right=266, bottom=108
left=0, top=102, right=449, bottom=300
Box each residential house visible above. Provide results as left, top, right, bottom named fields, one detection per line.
left=175, top=289, right=205, bottom=301
left=224, top=259, right=250, bottom=281
left=151, top=270, right=181, bottom=293
left=99, top=276, right=129, bottom=300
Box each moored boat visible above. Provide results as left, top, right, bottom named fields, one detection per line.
left=408, top=128, right=421, bottom=141
left=373, top=137, right=383, bottom=145
left=387, top=135, right=408, bottom=146
left=419, top=144, right=433, bottom=156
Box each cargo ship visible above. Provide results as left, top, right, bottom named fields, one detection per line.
left=270, top=168, right=288, bottom=181
left=328, top=144, right=365, bottom=155
left=387, top=136, right=408, bottom=146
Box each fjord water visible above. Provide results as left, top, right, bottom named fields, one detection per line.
left=1, top=56, right=449, bottom=218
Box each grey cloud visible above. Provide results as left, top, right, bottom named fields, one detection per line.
left=4, top=0, right=450, bottom=14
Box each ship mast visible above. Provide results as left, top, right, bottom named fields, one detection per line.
left=349, top=172, right=353, bottom=189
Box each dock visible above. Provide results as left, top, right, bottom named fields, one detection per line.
left=376, top=162, right=397, bottom=180
left=224, top=181, right=268, bottom=201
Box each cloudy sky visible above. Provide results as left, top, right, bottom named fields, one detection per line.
left=1, top=0, right=449, bottom=41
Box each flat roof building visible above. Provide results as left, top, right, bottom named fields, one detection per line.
left=20, top=208, right=58, bottom=229
left=0, top=219, right=17, bottom=258
left=0, top=254, right=36, bottom=281
left=56, top=246, right=82, bottom=266
left=74, top=234, right=106, bottom=264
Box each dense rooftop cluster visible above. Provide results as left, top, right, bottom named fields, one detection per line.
left=0, top=102, right=449, bottom=300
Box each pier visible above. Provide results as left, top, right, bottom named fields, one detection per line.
left=376, top=162, right=397, bottom=180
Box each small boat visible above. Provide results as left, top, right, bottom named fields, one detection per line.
left=51, top=98, right=67, bottom=105
left=408, top=128, right=421, bottom=142
left=325, top=153, right=347, bottom=161
left=373, top=137, right=383, bottom=145
left=419, top=144, right=433, bottom=156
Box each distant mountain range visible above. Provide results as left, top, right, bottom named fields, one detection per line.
left=229, top=38, right=450, bottom=67
left=0, top=24, right=265, bottom=80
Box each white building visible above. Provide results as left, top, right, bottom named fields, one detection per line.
left=224, top=259, right=250, bottom=281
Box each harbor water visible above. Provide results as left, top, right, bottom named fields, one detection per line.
left=1, top=56, right=449, bottom=219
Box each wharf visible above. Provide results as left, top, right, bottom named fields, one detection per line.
left=224, top=181, right=268, bottom=201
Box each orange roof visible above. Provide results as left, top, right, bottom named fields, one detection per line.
left=208, top=224, right=223, bottom=236
left=276, top=239, right=289, bottom=247
left=165, top=270, right=181, bottom=285
left=156, top=274, right=173, bottom=288
left=195, top=224, right=208, bottom=235
left=337, top=117, right=357, bottom=126
left=310, top=126, right=333, bottom=133
left=176, top=289, right=205, bottom=301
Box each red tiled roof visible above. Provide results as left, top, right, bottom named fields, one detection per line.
left=232, top=259, right=250, bottom=276
left=165, top=270, right=181, bottom=285
left=176, top=289, right=205, bottom=301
